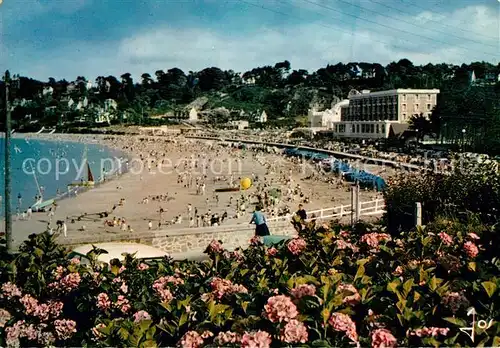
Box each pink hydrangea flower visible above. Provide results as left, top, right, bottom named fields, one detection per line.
left=290, top=284, right=316, bottom=300
left=360, top=233, right=391, bottom=249
left=1, top=282, right=22, bottom=299
left=119, top=266, right=126, bottom=274
left=54, top=319, right=77, bottom=341
left=287, top=237, right=307, bottom=255
left=133, top=310, right=152, bottom=323
left=53, top=266, right=65, bottom=280
left=339, top=230, right=350, bottom=238
left=437, top=232, right=453, bottom=246
left=179, top=331, right=204, bottom=348
left=329, top=312, right=358, bottom=342
left=152, top=277, right=177, bottom=302
left=249, top=236, right=262, bottom=245
left=60, top=272, right=81, bottom=292
left=215, top=331, right=241, bottom=345
left=335, top=239, right=359, bottom=253
left=371, top=328, right=397, bottom=348
left=47, top=301, right=64, bottom=318
left=20, top=294, right=39, bottom=315
left=0, top=308, right=12, bottom=328
left=280, top=319, right=308, bottom=343
left=120, top=282, right=129, bottom=294
left=115, top=295, right=131, bottom=313
left=70, top=257, right=80, bottom=265
left=96, top=293, right=111, bottom=310
left=5, top=320, right=25, bottom=347
left=264, top=295, right=298, bottom=323
left=266, top=247, right=278, bottom=256
left=393, top=266, right=403, bottom=276
left=91, top=323, right=106, bottom=340
left=409, top=327, right=450, bottom=337
left=336, top=284, right=361, bottom=306
left=201, top=331, right=214, bottom=339
left=467, top=232, right=480, bottom=240
left=208, top=240, right=224, bottom=253
left=241, top=330, right=272, bottom=348
left=210, top=277, right=248, bottom=299
left=34, top=303, right=51, bottom=321
left=137, top=263, right=150, bottom=271
left=442, top=292, right=469, bottom=313
left=463, top=241, right=479, bottom=258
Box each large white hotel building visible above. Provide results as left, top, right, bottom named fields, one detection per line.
left=308, top=88, right=440, bottom=139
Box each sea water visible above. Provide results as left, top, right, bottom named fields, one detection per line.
left=0, top=137, right=125, bottom=215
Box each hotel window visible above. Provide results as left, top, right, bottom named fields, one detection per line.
left=356, top=124, right=360, bottom=133
left=376, top=124, right=379, bottom=133
left=370, top=124, right=375, bottom=133
left=402, top=94, right=407, bottom=101
left=427, top=103, right=432, bottom=111
left=427, top=94, right=431, bottom=101
left=415, top=94, right=419, bottom=101
left=414, top=104, right=419, bottom=112
left=381, top=124, right=386, bottom=133
left=402, top=104, right=407, bottom=112
left=402, top=113, right=407, bottom=121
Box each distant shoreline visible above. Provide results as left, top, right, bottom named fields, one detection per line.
left=0, top=134, right=132, bottom=217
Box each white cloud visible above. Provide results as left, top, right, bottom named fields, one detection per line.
left=7, top=4, right=499, bottom=81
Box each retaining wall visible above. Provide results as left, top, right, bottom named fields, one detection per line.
left=151, top=220, right=297, bottom=254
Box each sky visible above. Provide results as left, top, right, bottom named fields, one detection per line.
left=0, top=0, right=499, bottom=82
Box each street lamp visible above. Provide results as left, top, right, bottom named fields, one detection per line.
left=3, top=70, right=20, bottom=253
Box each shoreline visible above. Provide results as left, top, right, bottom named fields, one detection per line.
left=6, top=133, right=389, bottom=249
left=1, top=134, right=133, bottom=218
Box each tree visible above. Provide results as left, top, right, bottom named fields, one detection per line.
left=409, top=113, right=431, bottom=142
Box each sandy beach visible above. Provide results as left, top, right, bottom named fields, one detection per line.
left=10, top=134, right=393, bottom=247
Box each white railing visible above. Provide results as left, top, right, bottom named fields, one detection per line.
left=58, top=199, right=385, bottom=246
left=266, top=198, right=385, bottom=223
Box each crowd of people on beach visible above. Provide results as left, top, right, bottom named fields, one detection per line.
left=11, top=132, right=388, bottom=242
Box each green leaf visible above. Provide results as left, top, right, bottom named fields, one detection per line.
left=118, top=327, right=129, bottom=340
left=396, top=300, right=407, bottom=314
left=402, top=279, right=414, bottom=297
left=356, top=258, right=370, bottom=266
left=468, top=262, right=476, bottom=271
left=354, top=265, right=365, bottom=281
left=139, top=320, right=152, bottom=332
left=178, top=312, right=188, bottom=327
left=482, top=281, right=498, bottom=298
left=240, top=269, right=249, bottom=277
left=422, top=236, right=432, bottom=247
left=428, top=276, right=442, bottom=292
left=142, top=340, right=157, bottom=348
left=414, top=291, right=421, bottom=302
left=241, top=301, right=250, bottom=313
left=311, top=339, right=330, bottom=347
left=387, top=280, right=400, bottom=293
left=443, top=317, right=467, bottom=327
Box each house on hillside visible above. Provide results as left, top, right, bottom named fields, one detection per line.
left=42, top=86, right=53, bottom=96
left=104, top=99, right=118, bottom=111
left=228, top=120, right=249, bottom=130
left=188, top=107, right=199, bottom=122
left=470, top=70, right=500, bottom=86
left=257, top=110, right=268, bottom=123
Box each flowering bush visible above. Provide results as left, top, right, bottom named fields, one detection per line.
left=0, top=218, right=500, bottom=347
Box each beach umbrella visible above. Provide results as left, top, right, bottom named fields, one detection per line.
left=240, top=177, right=252, bottom=190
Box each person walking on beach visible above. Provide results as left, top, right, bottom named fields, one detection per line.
left=250, top=205, right=270, bottom=237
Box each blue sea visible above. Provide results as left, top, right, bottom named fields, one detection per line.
left=0, top=137, right=125, bottom=215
